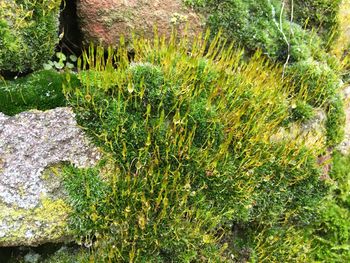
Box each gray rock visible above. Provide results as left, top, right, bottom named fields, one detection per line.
left=0, top=107, right=100, bottom=246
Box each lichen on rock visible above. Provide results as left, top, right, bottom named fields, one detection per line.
left=0, top=107, right=101, bottom=246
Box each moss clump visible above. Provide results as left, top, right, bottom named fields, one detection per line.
left=290, top=100, right=315, bottom=122
left=62, top=34, right=329, bottom=262
left=292, top=0, right=341, bottom=45
left=0, top=0, right=61, bottom=73
left=309, top=151, right=350, bottom=261
left=0, top=70, right=80, bottom=116
left=186, top=0, right=345, bottom=147
left=326, top=95, right=346, bottom=146
left=286, top=59, right=340, bottom=107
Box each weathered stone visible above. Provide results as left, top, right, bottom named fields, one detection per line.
left=270, top=109, right=327, bottom=149
left=76, top=0, right=204, bottom=47
left=0, top=107, right=100, bottom=246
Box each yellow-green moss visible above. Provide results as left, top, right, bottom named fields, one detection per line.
left=0, top=197, right=72, bottom=246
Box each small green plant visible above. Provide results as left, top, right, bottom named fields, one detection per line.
left=43, top=53, right=78, bottom=71
left=290, top=100, right=315, bottom=122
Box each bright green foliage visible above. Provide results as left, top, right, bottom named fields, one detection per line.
left=293, top=0, right=341, bottom=45
left=0, top=70, right=80, bottom=116
left=0, top=0, right=61, bottom=73
left=286, top=59, right=340, bottom=107
left=290, top=100, right=315, bottom=122
left=62, top=34, right=328, bottom=261
left=185, top=0, right=345, bottom=147
left=191, top=0, right=285, bottom=60
left=326, top=95, right=346, bottom=146
left=310, top=151, right=350, bottom=262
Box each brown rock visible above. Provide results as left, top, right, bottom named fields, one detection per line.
left=76, top=0, right=204, bottom=47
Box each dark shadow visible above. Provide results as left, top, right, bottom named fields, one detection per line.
left=59, top=0, right=83, bottom=56
left=0, top=242, right=81, bottom=262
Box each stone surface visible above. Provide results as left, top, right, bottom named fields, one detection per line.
left=76, top=0, right=204, bottom=46
left=270, top=109, right=327, bottom=149
left=0, top=107, right=100, bottom=246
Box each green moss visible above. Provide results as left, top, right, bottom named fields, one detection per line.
left=292, top=0, right=341, bottom=46
left=326, top=95, right=345, bottom=146
left=0, top=70, right=80, bottom=116
left=185, top=1, right=345, bottom=149
left=290, top=100, right=315, bottom=122
left=309, top=151, right=350, bottom=261
left=286, top=59, right=340, bottom=107
left=62, top=35, right=329, bottom=261
left=0, top=0, right=61, bottom=73
left=43, top=247, right=87, bottom=263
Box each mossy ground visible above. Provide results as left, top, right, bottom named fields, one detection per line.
left=57, top=33, right=337, bottom=262
left=1, top=1, right=350, bottom=262
left=0, top=70, right=80, bottom=116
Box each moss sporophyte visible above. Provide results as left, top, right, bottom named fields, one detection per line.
left=60, top=32, right=331, bottom=261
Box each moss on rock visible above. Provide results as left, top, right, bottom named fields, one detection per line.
left=0, top=197, right=72, bottom=247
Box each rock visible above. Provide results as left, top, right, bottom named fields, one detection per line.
left=270, top=109, right=327, bottom=149
left=0, top=107, right=101, bottom=246
left=76, top=0, right=204, bottom=47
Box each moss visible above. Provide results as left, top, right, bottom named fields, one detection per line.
left=43, top=247, right=87, bottom=263
left=326, top=95, right=346, bottom=147
left=292, top=0, right=341, bottom=46
left=0, top=0, right=61, bottom=73
left=309, top=151, right=350, bottom=261
left=203, top=0, right=285, bottom=60
left=62, top=36, right=329, bottom=261
left=290, top=100, right=315, bottom=122
left=286, top=59, right=340, bottom=107
left=0, top=70, right=80, bottom=116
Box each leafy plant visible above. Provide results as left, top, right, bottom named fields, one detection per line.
left=44, top=53, right=78, bottom=71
